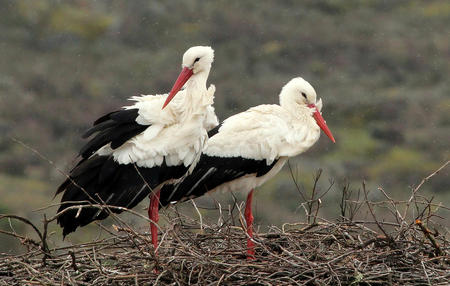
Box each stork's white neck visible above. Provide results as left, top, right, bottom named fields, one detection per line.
left=186, top=67, right=210, bottom=93
left=279, top=104, right=321, bottom=157
left=169, top=67, right=213, bottom=124
left=184, top=67, right=211, bottom=108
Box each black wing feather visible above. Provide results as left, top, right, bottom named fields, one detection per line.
left=207, top=123, right=222, bottom=137
left=159, top=155, right=279, bottom=207
left=56, top=154, right=187, bottom=237
left=93, top=111, right=117, bottom=125
left=79, top=108, right=149, bottom=158
left=109, top=109, right=142, bottom=122
left=82, top=120, right=116, bottom=139
left=110, top=125, right=148, bottom=149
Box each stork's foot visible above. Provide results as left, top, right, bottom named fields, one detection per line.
left=149, top=190, right=161, bottom=253
left=245, top=189, right=255, bottom=259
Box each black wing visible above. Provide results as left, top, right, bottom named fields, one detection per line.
left=79, top=108, right=149, bottom=159
left=159, top=154, right=278, bottom=207
left=56, top=155, right=187, bottom=237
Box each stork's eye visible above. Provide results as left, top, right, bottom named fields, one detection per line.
left=301, top=92, right=307, bottom=98
left=194, top=57, right=200, bottom=63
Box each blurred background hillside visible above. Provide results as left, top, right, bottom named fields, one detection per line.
left=0, top=0, right=449, bottom=252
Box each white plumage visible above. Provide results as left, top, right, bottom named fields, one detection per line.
left=97, top=46, right=218, bottom=168
left=56, top=46, right=218, bottom=239
left=159, top=77, right=335, bottom=258
left=161, top=76, right=335, bottom=202
left=206, top=104, right=319, bottom=164
left=202, top=78, right=331, bottom=194
left=105, top=84, right=217, bottom=168
left=206, top=78, right=322, bottom=162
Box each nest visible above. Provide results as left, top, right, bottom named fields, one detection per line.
left=1, top=163, right=449, bottom=285
left=0, top=218, right=449, bottom=285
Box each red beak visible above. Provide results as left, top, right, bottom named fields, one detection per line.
left=308, top=104, right=336, bottom=143
left=162, top=67, right=194, bottom=109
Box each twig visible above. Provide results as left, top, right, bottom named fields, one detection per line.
left=415, top=219, right=445, bottom=257
left=362, top=182, right=394, bottom=245
left=69, top=251, right=78, bottom=272
left=403, top=160, right=449, bottom=219
left=191, top=199, right=203, bottom=230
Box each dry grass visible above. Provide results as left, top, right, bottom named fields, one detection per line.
left=0, top=161, right=449, bottom=285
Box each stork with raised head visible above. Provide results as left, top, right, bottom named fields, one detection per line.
left=55, top=46, right=218, bottom=251
left=159, top=77, right=335, bottom=258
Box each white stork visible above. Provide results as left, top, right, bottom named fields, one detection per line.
left=55, top=46, right=218, bottom=250
left=159, top=77, right=335, bottom=258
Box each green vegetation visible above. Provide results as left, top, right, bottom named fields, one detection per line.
left=0, top=1, right=448, bottom=247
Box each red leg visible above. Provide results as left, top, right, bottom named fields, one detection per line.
left=245, top=189, right=255, bottom=259
left=148, top=189, right=161, bottom=252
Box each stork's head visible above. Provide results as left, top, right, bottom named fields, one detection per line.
left=182, top=46, right=214, bottom=74
left=163, top=46, right=214, bottom=109
left=280, top=77, right=335, bottom=143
